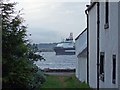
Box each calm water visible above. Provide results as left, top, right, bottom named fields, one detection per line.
left=34, top=52, right=77, bottom=69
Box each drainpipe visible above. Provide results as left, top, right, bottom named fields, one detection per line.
left=97, top=2, right=100, bottom=90
left=85, top=9, right=89, bottom=84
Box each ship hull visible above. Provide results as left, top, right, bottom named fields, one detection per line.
left=54, top=47, right=75, bottom=55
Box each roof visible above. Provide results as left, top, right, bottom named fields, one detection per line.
left=77, top=47, right=87, bottom=57
left=75, top=28, right=87, bottom=41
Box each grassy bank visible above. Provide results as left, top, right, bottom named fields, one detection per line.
left=41, top=74, right=90, bottom=88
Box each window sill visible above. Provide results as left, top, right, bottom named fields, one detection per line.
left=99, top=73, right=104, bottom=82
left=112, top=79, right=116, bottom=84
left=104, top=23, right=109, bottom=29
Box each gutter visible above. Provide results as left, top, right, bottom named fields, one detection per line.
left=75, top=28, right=87, bottom=41
left=97, top=2, right=100, bottom=90
left=86, top=2, right=97, bottom=12
left=85, top=7, right=89, bottom=84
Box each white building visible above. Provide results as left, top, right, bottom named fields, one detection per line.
left=75, top=29, right=87, bottom=83
left=75, top=1, right=120, bottom=89
left=86, top=1, right=120, bottom=89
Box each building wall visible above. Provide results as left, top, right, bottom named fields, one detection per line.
left=75, top=30, right=87, bottom=83
left=99, top=2, right=119, bottom=88
left=88, top=2, right=120, bottom=88
left=75, top=30, right=87, bottom=56
left=77, top=56, right=87, bottom=82
left=99, top=3, right=105, bottom=88
left=75, top=56, right=79, bottom=78
left=76, top=1, right=120, bottom=89
left=88, top=3, right=97, bottom=88
left=118, top=1, right=120, bottom=90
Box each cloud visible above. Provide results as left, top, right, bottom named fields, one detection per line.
left=27, top=27, right=62, bottom=43
left=15, top=1, right=89, bottom=43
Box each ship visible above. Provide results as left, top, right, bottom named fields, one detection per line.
left=54, top=33, right=75, bottom=55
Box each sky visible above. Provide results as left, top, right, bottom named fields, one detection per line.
left=11, top=0, right=90, bottom=43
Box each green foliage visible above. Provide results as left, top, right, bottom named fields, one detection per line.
left=2, top=1, right=45, bottom=89
left=32, top=43, right=39, bottom=52
left=41, top=75, right=63, bottom=88
left=28, top=52, right=44, bottom=61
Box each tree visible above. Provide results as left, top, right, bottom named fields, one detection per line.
left=1, top=1, right=45, bottom=89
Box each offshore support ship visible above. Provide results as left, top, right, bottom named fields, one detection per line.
left=54, top=33, right=75, bottom=55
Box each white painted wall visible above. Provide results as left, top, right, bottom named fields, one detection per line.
left=75, top=55, right=79, bottom=78
left=88, top=2, right=120, bottom=89
left=88, top=3, right=97, bottom=88
left=99, top=2, right=119, bottom=88
left=75, top=30, right=87, bottom=56
left=75, top=30, right=87, bottom=83
left=118, top=2, right=120, bottom=89
left=99, top=2, right=106, bottom=88
left=76, top=1, right=120, bottom=89
left=78, top=56, right=87, bottom=82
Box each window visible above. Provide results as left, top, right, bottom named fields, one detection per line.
left=99, top=52, right=105, bottom=81
left=112, top=55, right=116, bottom=84
left=104, top=1, right=109, bottom=29
left=105, top=2, right=109, bottom=24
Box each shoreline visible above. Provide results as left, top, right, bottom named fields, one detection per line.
left=42, top=68, right=76, bottom=72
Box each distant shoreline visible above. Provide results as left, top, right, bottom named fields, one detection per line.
left=42, top=68, right=76, bottom=72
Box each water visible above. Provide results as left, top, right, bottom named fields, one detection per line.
left=34, top=52, right=77, bottom=70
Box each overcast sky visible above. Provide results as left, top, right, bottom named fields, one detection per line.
left=11, top=0, right=89, bottom=43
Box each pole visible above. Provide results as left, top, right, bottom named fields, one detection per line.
left=97, top=2, right=100, bottom=90
left=85, top=10, right=89, bottom=84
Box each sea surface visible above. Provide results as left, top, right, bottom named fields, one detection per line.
left=34, top=52, right=77, bottom=70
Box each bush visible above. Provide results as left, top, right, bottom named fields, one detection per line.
left=2, top=1, right=46, bottom=89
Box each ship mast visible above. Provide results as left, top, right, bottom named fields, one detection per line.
left=69, top=32, right=73, bottom=40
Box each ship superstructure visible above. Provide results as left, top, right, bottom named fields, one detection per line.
left=54, top=33, right=75, bottom=55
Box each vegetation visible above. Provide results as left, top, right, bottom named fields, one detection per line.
left=1, top=0, right=90, bottom=89
left=2, top=1, right=45, bottom=89
left=41, top=75, right=90, bottom=88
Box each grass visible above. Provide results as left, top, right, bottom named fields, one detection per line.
left=41, top=74, right=90, bottom=88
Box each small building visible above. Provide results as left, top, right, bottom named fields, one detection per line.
left=75, top=29, right=87, bottom=83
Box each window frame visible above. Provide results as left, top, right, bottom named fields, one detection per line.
left=104, top=1, right=109, bottom=29
left=112, top=55, right=116, bottom=84
left=99, top=52, right=105, bottom=82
